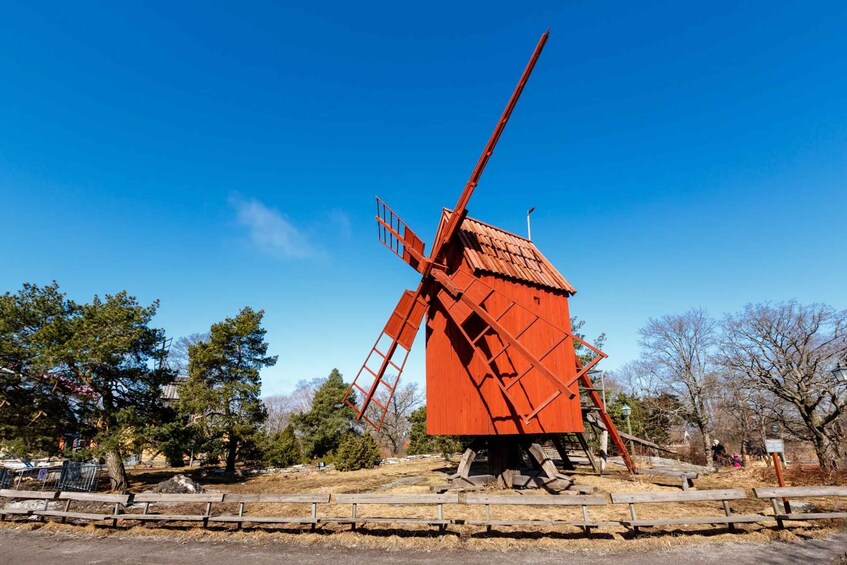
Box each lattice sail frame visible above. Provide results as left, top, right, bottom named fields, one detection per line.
left=376, top=198, right=426, bottom=273
left=345, top=289, right=426, bottom=430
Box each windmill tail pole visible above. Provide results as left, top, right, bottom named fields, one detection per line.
left=432, top=29, right=550, bottom=261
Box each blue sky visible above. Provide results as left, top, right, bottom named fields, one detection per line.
left=2, top=2, right=845, bottom=396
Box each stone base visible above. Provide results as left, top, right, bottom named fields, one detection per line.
left=448, top=436, right=580, bottom=491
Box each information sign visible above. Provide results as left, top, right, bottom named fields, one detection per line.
left=765, top=439, right=784, bottom=454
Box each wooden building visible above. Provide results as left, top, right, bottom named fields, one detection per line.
left=426, top=211, right=584, bottom=436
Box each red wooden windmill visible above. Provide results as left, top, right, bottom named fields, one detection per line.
left=344, top=31, right=636, bottom=483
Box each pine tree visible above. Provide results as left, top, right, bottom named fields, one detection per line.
left=406, top=406, right=432, bottom=455
left=179, top=307, right=277, bottom=472
left=335, top=431, right=381, bottom=471
left=263, top=424, right=303, bottom=468
left=0, top=283, right=76, bottom=457
left=59, top=291, right=172, bottom=490
left=292, top=368, right=356, bottom=459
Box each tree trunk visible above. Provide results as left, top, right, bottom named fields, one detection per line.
left=811, top=432, right=837, bottom=471
left=831, top=423, right=845, bottom=468
left=225, top=435, right=238, bottom=473
left=702, top=428, right=714, bottom=468
left=739, top=404, right=750, bottom=457
left=105, top=449, right=128, bottom=492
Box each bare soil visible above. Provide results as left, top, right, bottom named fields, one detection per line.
left=1, top=525, right=846, bottom=564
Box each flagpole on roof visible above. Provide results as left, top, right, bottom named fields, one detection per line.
left=527, top=207, right=536, bottom=240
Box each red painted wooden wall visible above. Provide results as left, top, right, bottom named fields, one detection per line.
left=425, top=264, right=584, bottom=436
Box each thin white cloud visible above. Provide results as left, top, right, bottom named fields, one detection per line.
left=231, top=196, right=317, bottom=259
left=327, top=208, right=352, bottom=238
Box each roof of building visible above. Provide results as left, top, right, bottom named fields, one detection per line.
left=161, top=376, right=188, bottom=402
left=441, top=210, right=576, bottom=295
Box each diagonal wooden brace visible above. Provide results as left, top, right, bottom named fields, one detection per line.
left=431, top=269, right=573, bottom=399
left=576, top=359, right=637, bottom=475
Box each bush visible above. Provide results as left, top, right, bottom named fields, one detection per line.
left=263, top=424, right=303, bottom=468
left=335, top=432, right=381, bottom=471
left=407, top=407, right=430, bottom=455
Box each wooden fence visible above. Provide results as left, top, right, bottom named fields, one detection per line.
left=2, top=487, right=845, bottom=535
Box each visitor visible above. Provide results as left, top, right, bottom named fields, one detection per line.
left=711, top=439, right=727, bottom=466
left=731, top=452, right=743, bottom=468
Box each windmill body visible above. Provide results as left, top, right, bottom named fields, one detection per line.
left=426, top=211, right=584, bottom=436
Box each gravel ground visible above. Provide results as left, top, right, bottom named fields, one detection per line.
left=1, top=527, right=845, bottom=564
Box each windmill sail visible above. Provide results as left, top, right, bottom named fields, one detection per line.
left=375, top=198, right=426, bottom=273
left=343, top=285, right=428, bottom=430
left=430, top=30, right=549, bottom=261
left=345, top=31, right=554, bottom=432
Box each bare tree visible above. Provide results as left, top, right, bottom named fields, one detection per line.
left=614, top=359, right=663, bottom=399
left=289, top=378, right=322, bottom=413
left=639, top=309, right=719, bottom=466
left=613, top=359, right=688, bottom=444
left=263, top=394, right=296, bottom=435
left=167, top=332, right=209, bottom=375
left=366, top=381, right=424, bottom=456
left=262, top=378, right=325, bottom=435
left=711, top=370, right=758, bottom=457
left=721, top=301, right=847, bottom=470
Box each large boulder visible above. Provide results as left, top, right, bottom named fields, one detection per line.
left=148, top=474, right=206, bottom=494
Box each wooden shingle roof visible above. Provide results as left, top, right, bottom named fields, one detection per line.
left=441, top=210, right=576, bottom=295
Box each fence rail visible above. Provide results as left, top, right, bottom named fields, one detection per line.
left=2, top=486, right=844, bottom=536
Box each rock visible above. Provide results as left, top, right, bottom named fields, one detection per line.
left=790, top=501, right=818, bottom=513
left=148, top=474, right=206, bottom=494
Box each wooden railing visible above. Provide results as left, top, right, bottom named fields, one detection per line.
left=2, top=487, right=845, bottom=535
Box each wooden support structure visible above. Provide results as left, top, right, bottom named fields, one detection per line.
left=575, top=433, right=600, bottom=474
left=450, top=437, right=574, bottom=491
left=551, top=436, right=576, bottom=471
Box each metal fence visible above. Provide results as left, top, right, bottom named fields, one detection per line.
left=0, top=461, right=101, bottom=492
left=58, top=461, right=101, bottom=492
left=1, top=465, right=63, bottom=490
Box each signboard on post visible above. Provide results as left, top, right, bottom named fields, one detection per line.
left=765, top=437, right=790, bottom=513
left=765, top=439, right=785, bottom=454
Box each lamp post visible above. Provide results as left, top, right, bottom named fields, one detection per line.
left=832, top=362, right=847, bottom=384
left=621, top=403, right=635, bottom=459
left=526, top=207, right=536, bottom=240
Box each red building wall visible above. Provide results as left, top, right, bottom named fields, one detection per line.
left=425, top=267, right=584, bottom=436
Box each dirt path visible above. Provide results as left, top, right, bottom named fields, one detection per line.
left=1, top=527, right=845, bottom=564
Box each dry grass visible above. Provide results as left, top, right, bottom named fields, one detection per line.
left=1, top=457, right=841, bottom=553
left=758, top=462, right=847, bottom=487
